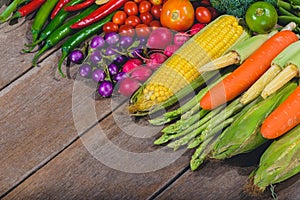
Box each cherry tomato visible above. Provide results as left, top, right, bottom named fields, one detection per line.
left=124, top=1, right=139, bottom=16
left=134, top=0, right=143, bottom=3
left=149, top=20, right=161, bottom=29
left=195, top=6, right=212, bottom=24
left=119, top=24, right=135, bottom=37
left=207, top=6, right=218, bottom=19
left=136, top=24, right=151, bottom=37
left=125, top=15, right=141, bottom=27
left=139, top=0, right=151, bottom=13
left=150, top=5, right=162, bottom=19
left=139, top=12, right=153, bottom=25
left=103, top=22, right=119, bottom=34
left=149, top=0, right=162, bottom=5
left=112, top=11, right=127, bottom=25
left=160, top=0, right=194, bottom=31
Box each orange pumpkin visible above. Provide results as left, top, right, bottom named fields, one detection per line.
left=160, top=0, right=194, bottom=32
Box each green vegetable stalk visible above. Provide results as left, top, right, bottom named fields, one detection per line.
left=211, top=82, right=297, bottom=159
left=252, top=124, right=300, bottom=191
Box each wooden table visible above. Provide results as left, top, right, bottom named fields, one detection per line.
left=1, top=19, right=299, bottom=200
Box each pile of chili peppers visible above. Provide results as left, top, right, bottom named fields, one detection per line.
left=0, top=0, right=128, bottom=77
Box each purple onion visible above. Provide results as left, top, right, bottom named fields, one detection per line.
left=114, top=55, right=128, bottom=66
left=79, top=63, right=92, bottom=78
left=92, top=68, right=106, bottom=82
left=90, top=50, right=102, bottom=64
left=98, top=81, right=113, bottom=97
left=113, top=72, right=127, bottom=82
left=119, top=36, right=133, bottom=48
left=69, top=50, right=84, bottom=64
left=90, top=35, right=105, bottom=49
left=108, top=63, right=119, bottom=76
left=104, top=32, right=120, bottom=46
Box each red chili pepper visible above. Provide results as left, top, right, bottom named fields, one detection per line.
left=50, top=0, right=72, bottom=19
left=64, top=0, right=95, bottom=12
left=12, top=0, right=46, bottom=19
left=71, top=0, right=127, bottom=29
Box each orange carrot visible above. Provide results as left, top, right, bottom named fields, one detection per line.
left=261, top=85, right=300, bottom=139
left=200, top=30, right=298, bottom=110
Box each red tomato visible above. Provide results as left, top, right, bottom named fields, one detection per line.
left=119, top=24, right=135, bottom=37
left=134, top=0, right=143, bottom=3
left=124, top=1, right=139, bottom=16
left=195, top=6, right=212, bottom=24
left=112, top=11, right=127, bottom=25
left=160, top=0, right=194, bottom=32
left=149, top=20, right=161, bottom=29
left=103, top=22, right=119, bottom=33
left=207, top=6, right=218, bottom=19
left=149, top=0, right=162, bottom=5
left=136, top=24, right=151, bottom=37
left=125, top=15, right=141, bottom=27
left=139, top=12, right=153, bottom=25
left=150, top=5, right=162, bottom=19
left=139, top=0, right=151, bottom=13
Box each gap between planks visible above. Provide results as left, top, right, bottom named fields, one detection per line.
left=0, top=98, right=127, bottom=199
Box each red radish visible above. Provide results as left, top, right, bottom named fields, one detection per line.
left=118, top=77, right=140, bottom=97
left=130, top=66, right=153, bottom=82
left=122, top=58, right=142, bottom=73
left=164, top=44, right=180, bottom=57
left=173, top=32, right=190, bottom=46
left=146, top=52, right=168, bottom=70
left=147, top=27, right=173, bottom=49
left=189, top=23, right=206, bottom=35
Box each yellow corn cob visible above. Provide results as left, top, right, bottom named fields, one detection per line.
left=129, top=15, right=248, bottom=114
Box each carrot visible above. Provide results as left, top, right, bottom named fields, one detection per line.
left=200, top=30, right=298, bottom=110
left=261, top=85, right=300, bottom=139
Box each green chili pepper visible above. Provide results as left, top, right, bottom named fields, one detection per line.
left=0, top=0, right=28, bottom=23
left=30, top=0, right=60, bottom=42
left=57, top=12, right=114, bottom=77
left=31, top=4, right=98, bottom=65
left=25, top=0, right=83, bottom=49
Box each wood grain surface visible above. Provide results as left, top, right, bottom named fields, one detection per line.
left=0, top=51, right=124, bottom=196
left=2, top=104, right=192, bottom=200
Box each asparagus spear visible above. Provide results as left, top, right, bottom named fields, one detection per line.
left=167, top=98, right=244, bottom=150
left=149, top=72, right=230, bottom=125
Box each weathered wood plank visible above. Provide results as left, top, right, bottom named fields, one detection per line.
left=0, top=51, right=125, bottom=196
left=0, top=21, right=35, bottom=90
left=2, top=104, right=192, bottom=199
left=156, top=152, right=300, bottom=200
